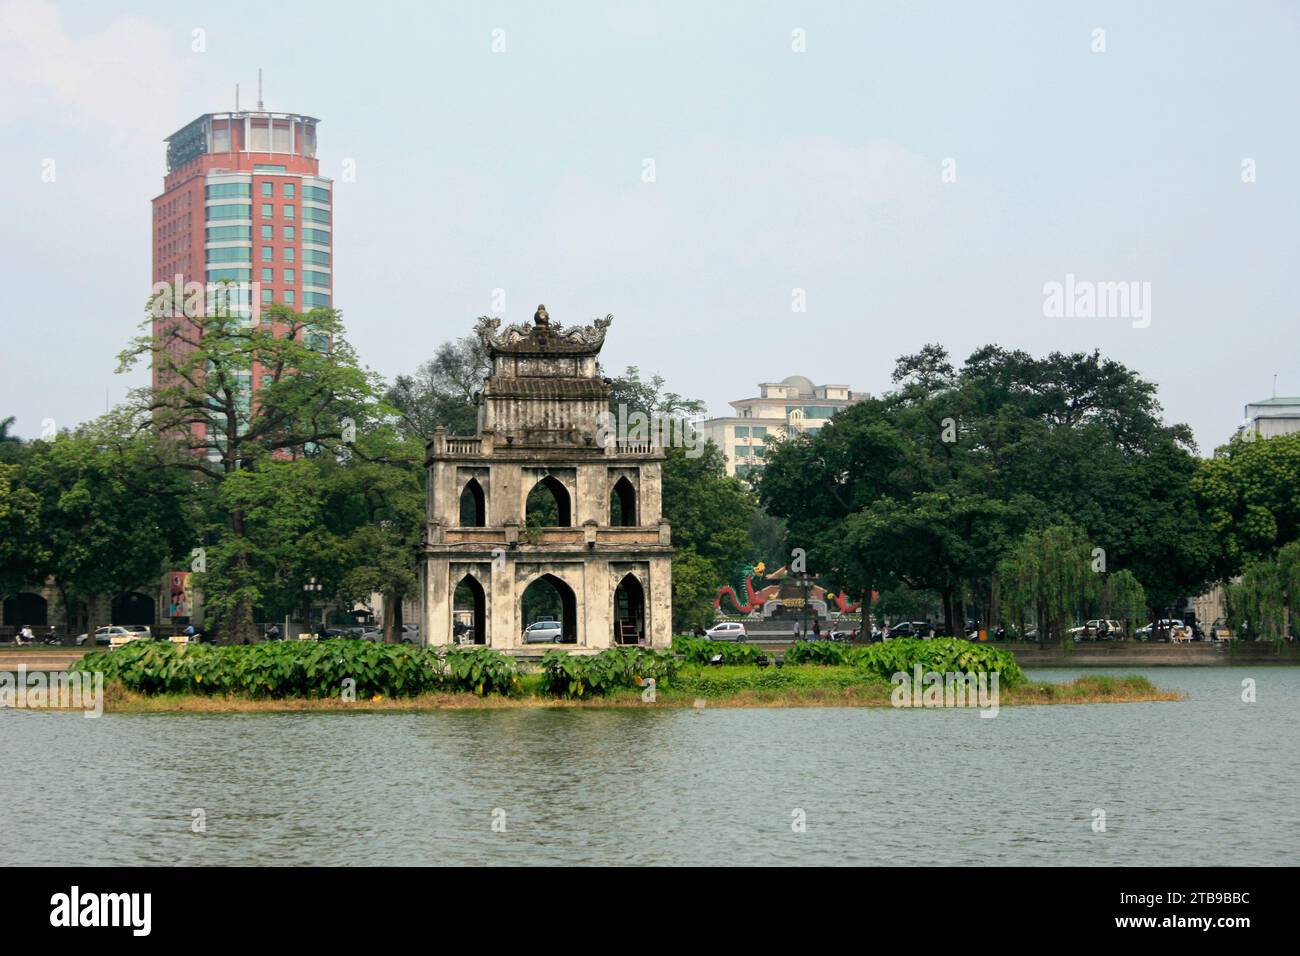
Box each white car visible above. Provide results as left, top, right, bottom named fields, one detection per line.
left=705, top=621, right=747, bottom=640
left=523, top=620, right=563, bottom=643
left=1137, top=619, right=1187, bottom=641
left=1070, top=619, right=1123, bottom=641
left=75, top=625, right=136, bottom=647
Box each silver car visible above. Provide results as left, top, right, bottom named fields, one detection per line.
left=523, top=620, right=563, bottom=643
left=705, top=621, right=747, bottom=640
left=76, top=625, right=134, bottom=647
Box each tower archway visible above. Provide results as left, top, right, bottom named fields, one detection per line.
left=526, top=475, right=572, bottom=527
left=520, top=573, right=577, bottom=644
left=459, top=477, right=486, bottom=527
left=613, top=573, right=645, bottom=645
left=452, top=573, right=487, bottom=645
left=610, top=476, right=637, bottom=527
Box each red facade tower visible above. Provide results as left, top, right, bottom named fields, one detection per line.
left=151, top=110, right=333, bottom=451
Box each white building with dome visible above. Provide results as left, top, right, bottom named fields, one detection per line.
left=698, top=375, right=866, bottom=477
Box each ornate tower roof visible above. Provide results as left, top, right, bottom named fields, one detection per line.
left=473, top=310, right=614, bottom=447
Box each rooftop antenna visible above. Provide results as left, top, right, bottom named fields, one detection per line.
left=235, top=83, right=240, bottom=111
left=1273, top=373, right=1278, bottom=399
left=257, top=68, right=263, bottom=110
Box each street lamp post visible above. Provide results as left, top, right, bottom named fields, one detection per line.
left=302, top=577, right=322, bottom=638
left=801, top=572, right=811, bottom=639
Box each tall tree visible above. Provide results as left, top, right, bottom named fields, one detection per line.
left=998, top=524, right=1100, bottom=644
left=1195, top=431, right=1300, bottom=578
left=15, top=418, right=194, bottom=632
left=322, top=423, right=424, bottom=642
left=1225, top=540, right=1300, bottom=643
left=607, top=366, right=707, bottom=419
left=386, top=334, right=491, bottom=439
left=0, top=460, right=43, bottom=601
left=119, top=302, right=374, bottom=641
left=0, top=416, right=23, bottom=464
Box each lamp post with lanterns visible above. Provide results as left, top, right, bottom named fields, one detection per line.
left=302, top=577, right=323, bottom=639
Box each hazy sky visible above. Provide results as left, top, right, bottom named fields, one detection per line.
left=1, top=0, right=1297, bottom=452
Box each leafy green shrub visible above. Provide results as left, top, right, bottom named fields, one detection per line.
left=539, top=647, right=678, bottom=699
left=671, top=635, right=764, bottom=665
left=437, top=645, right=520, bottom=696
left=851, top=638, right=1025, bottom=687
left=783, top=640, right=850, bottom=665
left=75, top=641, right=192, bottom=695
left=72, top=639, right=522, bottom=699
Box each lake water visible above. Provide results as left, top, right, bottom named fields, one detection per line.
left=2, top=667, right=1297, bottom=866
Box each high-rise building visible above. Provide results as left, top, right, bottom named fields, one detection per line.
left=151, top=109, right=333, bottom=445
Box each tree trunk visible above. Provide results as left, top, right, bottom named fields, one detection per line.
left=59, top=584, right=74, bottom=644
left=863, top=582, right=873, bottom=638
left=382, top=589, right=396, bottom=644
left=227, top=509, right=257, bottom=644
left=391, top=592, right=405, bottom=644
left=231, top=592, right=257, bottom=644
left=988, top=573, right=1000, bottom=630
left=941, top=588, right=954, bottom=637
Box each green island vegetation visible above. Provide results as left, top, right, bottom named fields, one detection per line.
left=65, top=636, right=1180, bottom=713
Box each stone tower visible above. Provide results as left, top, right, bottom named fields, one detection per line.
left=420, top=309, right=673, bottom=652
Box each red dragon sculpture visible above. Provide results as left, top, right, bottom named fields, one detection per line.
left=825, top=590, right=865, bottom=613
left=714, top=563, right=870, bottom=614
left=714, top=563, right=767, bottom=613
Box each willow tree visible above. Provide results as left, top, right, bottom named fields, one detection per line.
left=998, top=524, right=1099, bottom=644
left=1099, top=568, right=1147, bottom=639
left=1225, top=540, right=1300, bottom=644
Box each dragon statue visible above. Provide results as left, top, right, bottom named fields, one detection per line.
left=824, top=590, right=864, bottom=613
left=714, top=563, right=768, bottom=614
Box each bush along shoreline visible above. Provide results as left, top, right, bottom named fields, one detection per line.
left=59, top=636, right=1182, bottom=712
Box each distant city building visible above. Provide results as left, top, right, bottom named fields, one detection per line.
left=698, top=375, right=866, bottom=477
left=1190, top=394, right=1300, bottom=632
left=152, top=108, right=334, bottom=454
left=1239, top=396, right=1300, bottom=440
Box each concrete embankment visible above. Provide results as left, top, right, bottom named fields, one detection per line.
left=740, top=638, right=1300, bottom=666
left=1002, top=641, right=1299, bottom=667
left=0, top=649, right=91, bottom=671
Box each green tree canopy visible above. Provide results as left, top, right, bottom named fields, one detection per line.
left=760, top=344, right=1216, bottom=631
left=998, top=524, right=1100, bottom=644
left=119, top=302, right=377, bottom=640
left=386, top=334, right=490, bottom=439
left=1195, top=431, right=1300, bottom=577
left=9, top=417, right=195, bottom=629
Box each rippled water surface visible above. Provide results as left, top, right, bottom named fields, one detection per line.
left=2, top=667, right=1297, bottom=865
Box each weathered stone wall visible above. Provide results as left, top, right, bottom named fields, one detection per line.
left=421, top=312, right=673, bottom=652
